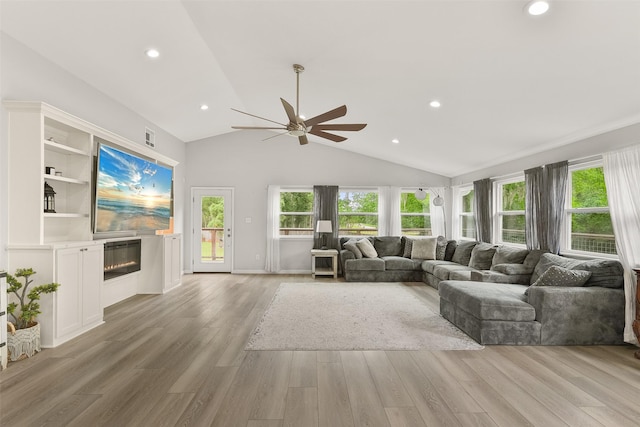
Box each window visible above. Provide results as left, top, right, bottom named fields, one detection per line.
left=400, top=190, right=431, bottom=236
left=456, top=186, right=476, bottom=240
left=279, top=190, right=313, bottom=236
left=339, top=190, right=378, bottom=236
left=496, top=178, right=525, bottom=245
left=565, top=163, right=616, bottom=255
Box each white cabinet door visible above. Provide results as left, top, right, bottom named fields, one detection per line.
left=170, top=235, right=181, bottom=288
left=55, top=247, right=83, bottom=338
left=81, top=245, right=103, bottom=326
left=55, top=244, right=103, bottom=341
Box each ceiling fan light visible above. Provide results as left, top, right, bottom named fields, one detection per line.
left=289, top=129, right=305, bottom=137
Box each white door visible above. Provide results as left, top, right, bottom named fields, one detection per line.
left=193, top=188, right=233, bottom=272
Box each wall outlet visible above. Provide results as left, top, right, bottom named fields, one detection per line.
left=255, top=254, right=260, bottom=260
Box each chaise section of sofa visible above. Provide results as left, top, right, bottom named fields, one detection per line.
left=439, top=252, right=626, bottom=345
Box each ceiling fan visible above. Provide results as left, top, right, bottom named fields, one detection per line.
left=231, top=64, right=367, bottom=145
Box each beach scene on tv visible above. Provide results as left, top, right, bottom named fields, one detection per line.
left=95, top=144, right=173, bottom=233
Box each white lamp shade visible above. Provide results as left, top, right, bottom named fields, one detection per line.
left=433, top=195, right=444, bottom=206
left=316, top=220, right=333, bottom=233
left=414, top=189, right=427, bottom=200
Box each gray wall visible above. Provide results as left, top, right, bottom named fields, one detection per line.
left=0, top=33, right=187, bottom=271
left=185, top=130, right=449, bottom=273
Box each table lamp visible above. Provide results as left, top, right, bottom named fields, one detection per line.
left=316, top=220, right=333, bottom=249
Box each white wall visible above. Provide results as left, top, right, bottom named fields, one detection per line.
left=451, top=122, right=640, bottom=185
left=0, top=33, right=186, bottom=271
left=185, top=130, right=449, bottom=273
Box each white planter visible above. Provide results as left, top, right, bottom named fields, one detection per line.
left=7, top=322, right=41, bottom=362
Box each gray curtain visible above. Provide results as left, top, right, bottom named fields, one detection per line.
left=313, top=185, right=339, bottom=251
left=473, top=178, right=492, bottom=243
left=544, top=161, right=568, bottom=254
left=525, top=166, right=544, bottom=250
left=524, top=161, right=568, bottom=254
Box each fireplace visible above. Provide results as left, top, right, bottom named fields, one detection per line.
left=104, top=239, right=141, bottom=280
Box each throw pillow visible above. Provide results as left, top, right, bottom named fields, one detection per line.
left=402, top=237, right=414, bottom=258
left=411, top=237, right=437, bottom=260
left=451, top=241, right=478, bottom=266
left=525, top=265, right=592, bottom=296
left=468, top=243, right=497, bottom=270
left=435, top=236, right=447, bottom=260
left=356, top=238, right=378, bottom=258
left=343, top=239, right=363, bottom=259
left=491, top=246, right=529, bottom=267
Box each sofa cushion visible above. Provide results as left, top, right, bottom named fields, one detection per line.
left=373, top=236, right=403, bottom=257
left=439, top=281, right=535, bottom=322
left=525, top=266, right=592, bottom=296
left=451, top=241, right=478, bottom=266
left=492, top=264, right=532, bottom=275
left=356, top=239, right=378, bottom=258
left=421, top=260, right=458, bottom=274
left=383, top=256, right=423, bottom=271
left=492, top=246, right=529, bottom=267
left=411, top=237, right=437, bottom=260
left=468, top=243, right=497, bottom=270
left=435, top=236, right=455, bottom=261
left=523, top=249, right=546, bottom=270
left=345, top=258, right=385, bottom=271
left=343, top=239, right=363, bottom=259
left=433, top=264, right=475, bottom=281
left=531, top=253, right=623, bottom=289
left=402, top=236, right=413, bottom=258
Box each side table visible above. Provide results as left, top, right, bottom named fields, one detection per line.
left=311, top=249, right=338, bottom=279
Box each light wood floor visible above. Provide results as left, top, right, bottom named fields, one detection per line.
left=1, top=274, right=639, bottom=427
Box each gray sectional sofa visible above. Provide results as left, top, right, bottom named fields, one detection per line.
left=339, top=236, right=626, bottom=345
left=439, top=253, right=625, bottom=345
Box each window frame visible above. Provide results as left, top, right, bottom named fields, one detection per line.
left=399, top=188, right=432, bottom=236
left=493, top=175, right=526, bottom=247
left=338, top=187, right=380, bottom=237
left=278, top=187, right=314, bottom=238
left=453, top=185, right=476, bottom=241
left=562, top=160, right=617, bottom=258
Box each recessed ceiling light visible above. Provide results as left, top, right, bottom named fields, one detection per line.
left=526, top=1, right=550, bottom=16
left=392, top=138, right=400, bottom=144
left=200, top=104, right=209, bottom=111
left=429, top=100, right=441, bottom=108
left=145, top=48, right=160, bottom=59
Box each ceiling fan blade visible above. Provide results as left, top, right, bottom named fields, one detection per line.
left=298, top=134, right=309, bottom=145
left=280, top=98, right=299, bottom=124
left=232, top=126, right=286, bottom=130
left=261, top=131, right=289, bottom=141
left=231, top=108, right=286, bottom=127
left=308, top=127, right=348, bottom=142
left=304, top=105, right=347, bottom=127
left=311, top=123, right=367, bottom=132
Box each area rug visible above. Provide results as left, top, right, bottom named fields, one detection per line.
left=245, top=282, right=483, bottom=351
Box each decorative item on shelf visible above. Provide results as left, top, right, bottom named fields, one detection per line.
left=55, top=171, right=62, bottom=176
left=5, top=268, right=60, bottom=362
left=44, top=182, right=56, bottom=213
left=414, top=188, right=427, bottom=200
left=316, top=220, right=333, bottom=249
left=45, top=166, right=55, bottom=175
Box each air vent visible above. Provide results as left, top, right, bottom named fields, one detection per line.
left=145, top=127, right=156, bottom=149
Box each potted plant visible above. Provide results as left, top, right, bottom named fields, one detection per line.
left=5, top=268, right=60, bottom=361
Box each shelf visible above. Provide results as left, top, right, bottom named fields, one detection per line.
left=44, top=139, right=89, bottom=156
left=44, top=213, right=88, bottom=218
left=44, top=174, right=88, bottom=185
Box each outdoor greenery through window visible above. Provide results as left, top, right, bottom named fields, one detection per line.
left=459, top=188, right=476, bottom=239
left=567, top=165, right=616, bottom=255
left=497, top=180, right=525, bottom=244
left=339, top=190, right=378, bottom=236
left=279, top=190, right=313, bottom=236
left=401, top=191, right=431, bottom=236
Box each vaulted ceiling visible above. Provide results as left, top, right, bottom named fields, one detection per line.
left=2, top=1, right=639, bottom=177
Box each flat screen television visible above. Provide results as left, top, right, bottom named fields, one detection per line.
left=94, top=143, right=173, bottom=233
